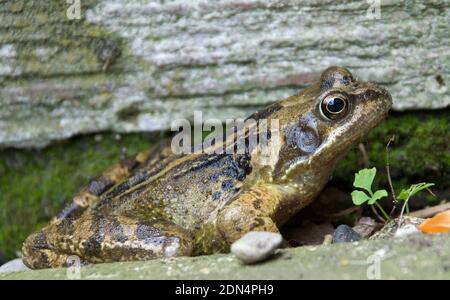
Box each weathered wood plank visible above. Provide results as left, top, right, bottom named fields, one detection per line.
left=0, top=0, right=449, bottom=148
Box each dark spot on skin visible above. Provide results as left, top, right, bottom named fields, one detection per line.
left=286, top=124, right=321, bottom=154
left=234, top=154, right=252, bottom=180
left=253, top=200, right=261, bottom=209
left=208, top=173, right=220, bottom=182
left=435, top=74, right=445, bottom=86
left=221, top=180, right=233, bottom=191
left=321, top=77, right=335, bottom=90
left=83, top=217, right=110, bottom=257
left=57, top=202, right=84, bottom=221
left=105, top=180, right=131, bottom=198
left=105, top=171, right=148, bottom=198
left=274, top=114, right=323, bottom=177
left=55, top=218, right=76, bottom=236
left=173, top=154, right=225, bottom=179
left=83, top=235, right=102, bottom=256
left=87, top=176, right=114, bottom=196
left=33, top=232, right=49, bottom=249
left=212, top=191, right=221, bottom=201
left=108, top=219, right=128, bottom=243
left=135, top=224, right=165, bottom=245
left=342, top=75, right=352, bottom=85
left=253, top=217, right=265, bottom=228
left=120, top=157, right=139, bottom=170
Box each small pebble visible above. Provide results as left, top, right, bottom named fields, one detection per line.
left=322, top=234, right=333, bottom=245
left=231, top=231, right=283, bottom=264
left=394, top=224, right=420, bottom=238
left=332, top=224, right=362, bottom=243
left=0, top=259, right=31, bottom=273
left=352, top=217, right=378, bottom=238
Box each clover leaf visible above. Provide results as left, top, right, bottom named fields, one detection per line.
left=351, top=167, right=389, bottom=220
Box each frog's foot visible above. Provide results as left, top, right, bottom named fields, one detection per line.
left=22, top=230, right=79, bottom=269
left=22, top=216, right=194, bottom=269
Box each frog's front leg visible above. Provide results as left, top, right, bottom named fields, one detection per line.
left=217, top=184, right=291, bottom=243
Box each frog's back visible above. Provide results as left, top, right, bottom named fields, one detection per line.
left=92, top=150, right=252, bottom=229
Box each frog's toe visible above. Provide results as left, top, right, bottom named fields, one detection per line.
left=22, top=231, right=70, bottom=269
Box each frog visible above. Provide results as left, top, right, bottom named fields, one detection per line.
left=22, top=66, right=392, bottom=269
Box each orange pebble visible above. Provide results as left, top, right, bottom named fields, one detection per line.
left=419, top=210, right=450, bottom=234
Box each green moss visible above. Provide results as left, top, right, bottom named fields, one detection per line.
left=0, top=132, right=161, bottom=259
left=334, top=110, right=449, bottom=192
left=0, top=0, right=132, bottom=85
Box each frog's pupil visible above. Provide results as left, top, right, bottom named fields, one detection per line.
left=327, top=98, right=345, bottom=113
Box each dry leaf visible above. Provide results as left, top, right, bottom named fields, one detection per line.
left=419, top=210, right=450, bottom=234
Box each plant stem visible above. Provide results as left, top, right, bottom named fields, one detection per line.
left=385, top=135, right=397, bottom=216
left=398, top=197, right=410, bottom=228
left=374, top=202, right=390, bottom=221
left=370, top=205, right=386, bottom=223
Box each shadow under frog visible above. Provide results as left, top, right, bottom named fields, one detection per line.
left=22, top=66, right=392, bottom=269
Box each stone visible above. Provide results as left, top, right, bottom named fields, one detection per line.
left=231, top=231, right=283, bottom=264
left=370, top=217, right=424, bottom=240
left=352, top=217, right=379, bottom=238
left=0, top=259, right=31, bottom=274
left=2, top=233, right=450, bottom=280
left=394, top=224, right=421, bottom=238
left=332, top=224, right=362, bottom=243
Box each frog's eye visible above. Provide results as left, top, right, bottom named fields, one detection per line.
left=319, top=94, right=350, bottom=120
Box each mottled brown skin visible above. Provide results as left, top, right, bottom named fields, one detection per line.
left=22, top=67, right=392, bottom=269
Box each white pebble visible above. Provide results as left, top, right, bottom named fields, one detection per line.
left=0, top=259, right=31, bottom=273
left=231, top=231, right=283, bottom=264
left=394, top=224, right=421, bottom=238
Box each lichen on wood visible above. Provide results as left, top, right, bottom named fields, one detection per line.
left=0, top=0, right=449, bottom=148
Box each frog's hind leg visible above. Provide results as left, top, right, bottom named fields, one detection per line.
left=22, top=215, right=193, bottom=269
left=53, top=150, right=151, bottom=223
left=22, top=219, right=87, bottom=269
left=56, top=140, right=177, bottom=223
left=77, top=216, right=194, bottom=264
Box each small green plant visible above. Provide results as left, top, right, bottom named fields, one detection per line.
left=351, top=167, right=435, bottom=223
left=397, top=182, right=435, bottom=225
left=351, top=167, right=390, bottom=220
